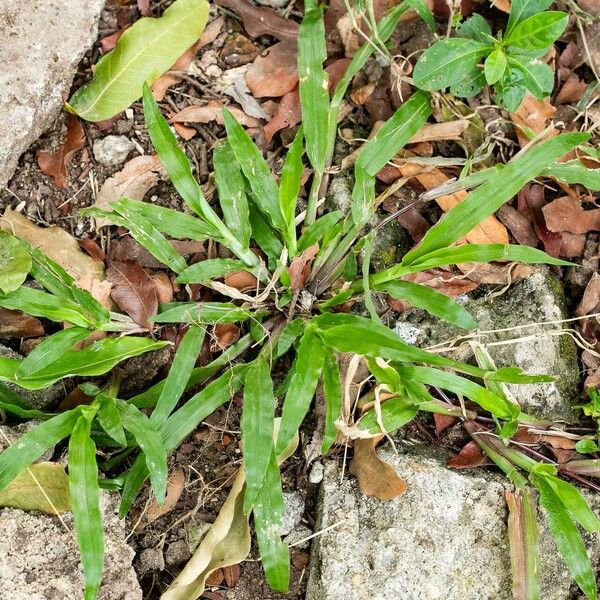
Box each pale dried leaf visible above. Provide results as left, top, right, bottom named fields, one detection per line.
left=146, top=467, right=186, bottom=524
left=171, top=102, right=260, bottom=127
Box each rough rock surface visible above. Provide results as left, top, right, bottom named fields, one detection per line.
left=0, top=493, right=141, bottom=599
left=0, top=0, right=105, bottom=189
left=307, top=446, right=600, bottom=600
left=0, top=343, right=64, bottom=409
left=93, top=135, right=136, bottom=166
left=393, top=269, right=579, bottom=421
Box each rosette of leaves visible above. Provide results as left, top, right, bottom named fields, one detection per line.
left=413, top=0, right=568, bottom=110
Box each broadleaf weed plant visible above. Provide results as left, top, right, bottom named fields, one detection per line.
left=0, top=2, right=598, bottom=599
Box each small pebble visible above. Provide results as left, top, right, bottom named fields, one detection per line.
left=309, top=460, right=324, bottom=484
left=93, top=135, right=135, bottom=166
left=284, top=525, right=313, bottom=550
left=137, top=548, right=164, bottom=576
left=280, top=491, right=305, bottom=536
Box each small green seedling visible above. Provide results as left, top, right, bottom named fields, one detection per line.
left=413, top=0, right=568, bottom=110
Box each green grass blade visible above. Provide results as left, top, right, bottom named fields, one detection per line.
left=297, top=211, right=343, bottom=253
left=152, top=302, right=251, bottom=324
left=176, top=258, right=248, bottom=284
left=249, top=205, right=284, bottom=267
left=298, top=7, right=329, bottom=174
left=533, top=475, right=597, bottom=600
left=279, top=126, right=304, bottom=257
left=68, top=413, right=104, bottom=600
left=151, top=325, right=205, bottom=423
left=116, top=400, right=168, bottom=504
left=402, top=132, right=589, bottom=265
left=15, top=326, right=91, bottom=378
left=543, top=475, right=600, bottom=533
left=97, top=395, right=127, bottom=446
left=222, top=108, right=286, bottom=232
left=322, top=346, right=342, bottom=453
left=547, top=160, right=600, bottom=191
left=242, top=357, right=276, bottom=513
left=276, top=329, right=324, bottom=455
left=380, top=280, right=477, bottom=329
left=358, top=394, right=419, bottom=434
left=214, top=141, right=252, bottom=251
left=0, top=409, right=81, bottom=490
left=68, top=0, right=208, bottom=122
left=253, top=450, right=289, bottom=592
left=0, top=383, right=55, bottom=420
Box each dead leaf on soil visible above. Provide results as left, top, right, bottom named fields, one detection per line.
left=223, top=271, right=258, bottom=292
left=36, top=114, right=85, bottom=189
left=556, top=74, right=588, bottom=105
left=145, top=467, right=186, bottom=525
left=447, top=441, right=492, bottom=469
left=349, top=437, right=408, bottom=500
left=496, top=205, right=538, bottom=247
left=0, top=208, right=105, bottom=287
left=577, top=272, right=600, bottom=316
left=110, top=236, right=205, bottom=269
left=211, top=323, right=241, bottom=351
left=434, top=414, right=457, bottom=435
left=151, top=271, right=174, bottom=304
left=246, top=40, right=299, bottom=98
left=510, top=93, right=556, bottom=147
left=289, top=244, right=319, bottom=291
left=215, top=0, right=299, bottom=41
left=0, top=462, right=70, bottom=514
left=0, top=307, right=44, bottom=338
left=542, top=196, right=600, bottom=235
left=93, top=155, right=166, bottom=228
left=107, top=261, right=159, bottom=329
left=171, top=102, right=260, bottom=127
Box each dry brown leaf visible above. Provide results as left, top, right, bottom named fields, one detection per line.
left=510, top=93, right=557, bottom=147
left=0, top=208, right=104, bottom=287
left=107, top=261, right=158, bottom=329
left=394, top=161, right=509, bottom=245
left=171, top=102, right=260, bottom=127
left=172, top=122, right=197, bottom=140
left=223, top=271, right=258, bottom=291
left=433, top=414, right=457, bottom=435
left=246, top=40, right=298, bottom=98
left=556, top=74, right=588, bottom=105
left=491, top=0, right=510, bottom=12
left=211, top=323, right=241, bottom=351
left=543, top=196, right=600, bottom=234
left=496, top=204, right=538, bottom=247
left=100, top=28, right=126, bottom=53
left=146, top=467, right=186, bottom=524
left=152, top=16, right=225, bottom=101
left=151, top=271, right=174, bottom=304
left=577, top=272, right=600, bottom=316
left=288, top=244, right=319, bottom=290
left=447, top=441, right=492, bottom=469
left=457, top=261, right=534, bottom=285
left=36, top=114, right=85, bottom=189
left=0, top=307, right=44, bottom=338
left=215, top=0, right=299, bottom=41
left=349, top=437, right=408, bottom=500
left=110, top=236, right=205, bottom=269
left=93, top=155, right=166, bottom=228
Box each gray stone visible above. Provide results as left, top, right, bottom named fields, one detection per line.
left=0, top=493, right=141, bottom=599
left=394, top=268, right=580, bottom=422
left=253, top=0, right=288, bottom=7
left=309, top=460, right=325, bottom=484
left=307, top=446, right=600, bottom=600
left=164, top=540, right=191, bottom=568
left=0, top=343, right=64, bottom=409
left=137, top=547, right=165, bottom=577
left=280, top=491, right=305, bottom=536
left=93, top=135, right=136, bottom=166
left=0, top=0, right=105, bottom=189
left=284, top=525, right=313, bottom=550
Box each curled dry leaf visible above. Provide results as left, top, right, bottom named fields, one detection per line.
left=510, top=94, right=557, bottom=148
left=211, top=323, right=241, bottom=351
left=145, top=467, right=186, bottom=525
left=576, top=272, right=600, bottom=317
left=496, top=205, right=538, bottom=247
left=0, top=208, right=104, bottom=287
left=556, top=74, right=588, bottom=105
left=223, top=271, right=258, bottom=292
left=434, top=414, right=457, bottom=435
left=171, top=102, right=260, bottom=127
left=245, top=40, right=299, bottom=98
left=36, top=114, right=85, bottom=189
left=0, top=307, right=44, bottom=338
left=447, top=441, right=492, bottom=469
left=151, top=270, right=174, bottom=304
left=110, top=236, right=205, bottom=269
left=288, top=244, right=319, bottom=291
left=349, top=437, right=408, bottom=501
left=543, top=196, right=600, bottom=235
left=107, top=261, right=159, bottom=329
left=215, top=0, right=299, bottom=41
left=93, top=155, right=166, bottom=228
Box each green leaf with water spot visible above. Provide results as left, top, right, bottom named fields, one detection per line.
left=0, top=231, right=30, bottom=294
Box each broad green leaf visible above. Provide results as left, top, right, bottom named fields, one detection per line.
left=176, top=258, right=248, bottom=284
left=116, top=399, right=168, bottom=504
left=413, top=39, right=490, bottom=91
left=68, top=0, right=209, bottom=121
left=152, top=302, right=251, bottom=324
left=533, top=475, right=597, bottom=600
left=0, top=231, right=31, bottom=294
left=0, top=287, right=93, bottom=328
left=248, top=204, right=284, bottom=267
left=401, top=133, right=588, bottom=265
left=0, top=383, right=55, bottom=420
left=151, top=325, right=205, bottom=423
left=275, top=318, right=306, bottom=359
left=276, top=329, right=325, bottom=455
left=547, top=160, right=600, bottom=190
left=351, top=168, right=377, bottom=228
left=458, top=13, right=492, bottom=42
left=242, top=357, right=276, bottom=513
left=359, top=394, right=419, bottom=434
left=543, top=475, right=600, bottom=533
left=97, top=395, right=127, bottom=446
left=253, top=450, right=289, bottom=591
left=507, top=0, right=553, bottom=34
left=0, top=462, right=70, bottom=514
left=279, top=126, right=304, bottom=257
left=485, top=47, right=507, bottom=85
left=298, top=7, right=329, bottom=173
left=504, top=12, right=568, bottom=50
left=408, top=0, right=435, bottom=30
left=222, top=108, right=286, bottom=232
left=4, top=337, right=167, bottom=390
left=322, top=346, right=342, bottom=453
left=214, top=141, right=251, bottom=250
left=450, top=68, right=486, bottom=98
left=0, top=409, right=80, bottom=490
left=508, top=57, right=554, bottom=100
left=485, top=367, right=554, bottom=384
left=355, top=90, right=432, bottom=177
left=15, top=326, right=91, bottom=378
left=380, top=280, right=477, bottom=329
left=297, top=211, right=343, bottom=253
left=68, top=413, right=104, bottom=600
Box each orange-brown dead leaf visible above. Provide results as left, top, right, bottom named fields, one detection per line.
left=447, top=441, right=492, bottom=469
left=510, top=93, right=557, bottom=147
left=145, top=467, right=186, bottom=525
left=246, top=40, right=298, bottom=98
left=224, top=271, right=259, bottom=291
left=171, top=102, right=260, bottom=127
left=37, top=114, right=85, bottom=189
left=543, top=196, right=600, bottom=234
left=288, top=244, right=319, bottom=290
left=211, top=323, right=241, bottom=351
left=349, top=437, right=408, bottom=500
